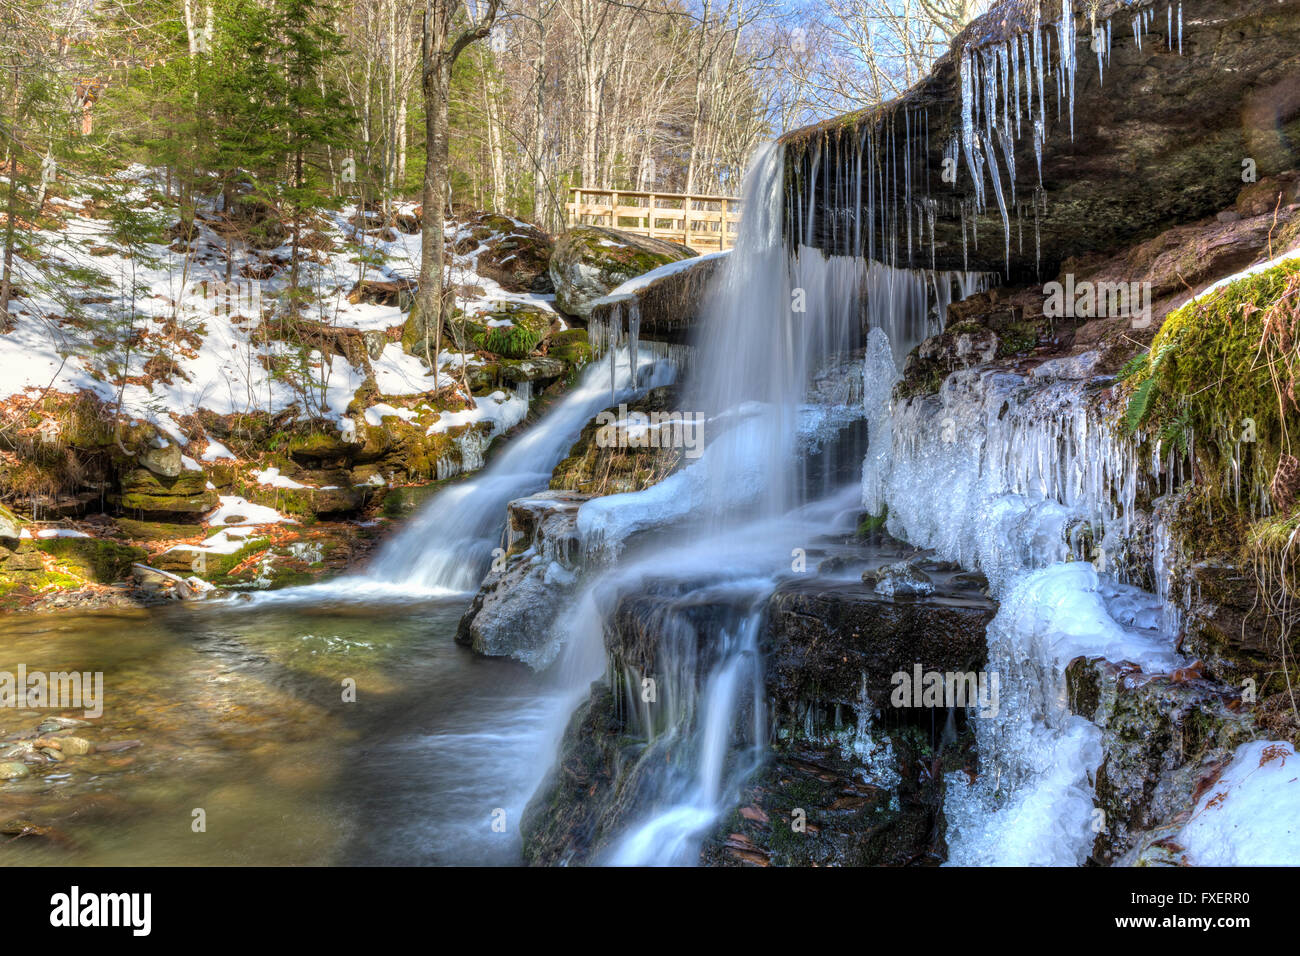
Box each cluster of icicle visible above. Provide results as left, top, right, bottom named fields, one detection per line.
left=589, top=299, right=694, bottom=389
left=865, top=358, right=1146, bottom=594
left=952, top=0, right=1183, bottom=273
left=862, top=350, right=1188, bottom=865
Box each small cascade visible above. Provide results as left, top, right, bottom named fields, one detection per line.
left=346, top=346, right=674, bottom=595
left=606, top=597, right=767, bottom=866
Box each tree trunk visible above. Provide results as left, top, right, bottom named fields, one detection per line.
left=415, top=57, right=452, bottom=368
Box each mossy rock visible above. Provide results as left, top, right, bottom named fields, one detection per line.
left=469, top=306, right=552, bottom=359
left=287, top=429, right=357, bottom=464
left=1121, top=256, right=1300, bottom=503
left=112, top=518, right=208, bottom=542
left=34, top=537, right=147, bottom=583
left=548, top=225, right=695, bottom=318
left=381, top=482, right=447, bottom=518
left=548, top=328, right=591, bottom=368
left=116, top=468, right=218, bottom=518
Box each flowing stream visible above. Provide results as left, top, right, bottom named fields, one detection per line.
left=0, top=141, right=1037, bottom=867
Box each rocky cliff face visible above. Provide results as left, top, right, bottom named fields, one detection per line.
left=780, top=0, right=1300, bottom=283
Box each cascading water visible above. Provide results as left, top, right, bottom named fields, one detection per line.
left=542, top=142, right=993, bottom=864
left=345, top=347, right=673, bottom=594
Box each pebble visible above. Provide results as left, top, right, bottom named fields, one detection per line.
left=0, top=761, right=30, bottom=779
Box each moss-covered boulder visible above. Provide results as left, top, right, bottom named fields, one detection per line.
left=33, top=537, right=147, bottom=583
left=548, top=226, right=696, bottom=318
left=468, top=304, right=554, bottom=359
left=115, top=468, right=218, bottom=521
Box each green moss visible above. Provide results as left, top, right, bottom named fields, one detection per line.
left=996, top=321, right=1040, bottom=356
left=34, top=537, right=146, bottom=583
left=1123, top=257, right=1300, bottom=504
left=857, top=508, right=888, bottom=537
left=287, top=430, right=354, bottom=461
left=549, top=328, right=591, bottom=367
left=470, top=308, right=551, bottom=358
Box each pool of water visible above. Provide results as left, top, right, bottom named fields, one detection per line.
left=0, top=596, right=569, bottom=865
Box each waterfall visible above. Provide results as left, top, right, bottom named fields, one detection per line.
left=338, top=347, right=674, bottom=596
left=546, top=142, right=993, bottom=864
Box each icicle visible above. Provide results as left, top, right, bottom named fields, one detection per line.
left=609, top=301, right=621, bottom=405
left=628, top=300, right=640, bottom=388
left=1058, top=0, right=1076, bottom=141
left=1178, top=3, right=1183, bottom=55
left=1167, top=5, right=1172, bottom=50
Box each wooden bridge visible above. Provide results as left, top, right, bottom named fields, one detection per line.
left=566, top=187, right=740, bottom=253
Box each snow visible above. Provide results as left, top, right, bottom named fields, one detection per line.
left=0, top=170, right=555, bottom=448
left=163, top=526, right=259, bottom=557
left=587, top=250, right=729, bottom=310
left=424, top=389, right=529, bottom=439
left=201, top=439, right=236, bottom=461
left=205, top=496, right=296, bottom=527
left=1174, top=740, right=1300, bottom=865
left=19, top=528, right=91, bottom=540
left=363, top=402, right=419, bottom=427
left=251, top=467, right=311, bottom=490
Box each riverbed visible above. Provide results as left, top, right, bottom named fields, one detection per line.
left=0, top=596, right=567, bottom=865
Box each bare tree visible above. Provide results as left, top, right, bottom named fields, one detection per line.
left=411, top=0, right=500, bottom=368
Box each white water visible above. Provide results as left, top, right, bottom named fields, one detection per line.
left=317, top=347, right=674, bottom=596
left=546, top=143, right=993, bottom=864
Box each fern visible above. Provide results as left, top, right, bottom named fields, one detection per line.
left=1124, top=376, right=1158, bottom=433
left=1116, top=352, right=1149, bottom=382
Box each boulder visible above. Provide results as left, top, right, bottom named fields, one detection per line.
left=465, top=304, right=555, bottom=358
left=585, top=251, right=726, bottom=344
left=456, top=491, right=591, bottom=668
left=138, top=441, right=182, bottom=478
left=456, top=213, right=554, bottom=293
left=548, top=226, right=696, bottom=318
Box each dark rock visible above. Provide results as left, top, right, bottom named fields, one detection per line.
left=1066, top=655, right=1255, bottom=864
left=767, top=576, right=995, bottom=709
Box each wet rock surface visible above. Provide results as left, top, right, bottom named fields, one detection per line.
left=1066, top=655, right=1255, bottom=865
left=456, top=491, right=590, bottom=669
left=768, top=565, right=995, bottom=710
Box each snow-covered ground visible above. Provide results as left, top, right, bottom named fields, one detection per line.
left=0, top=166, right=556, bottom=445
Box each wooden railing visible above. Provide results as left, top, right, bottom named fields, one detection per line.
left=566, top=187, right=741, bottom=252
